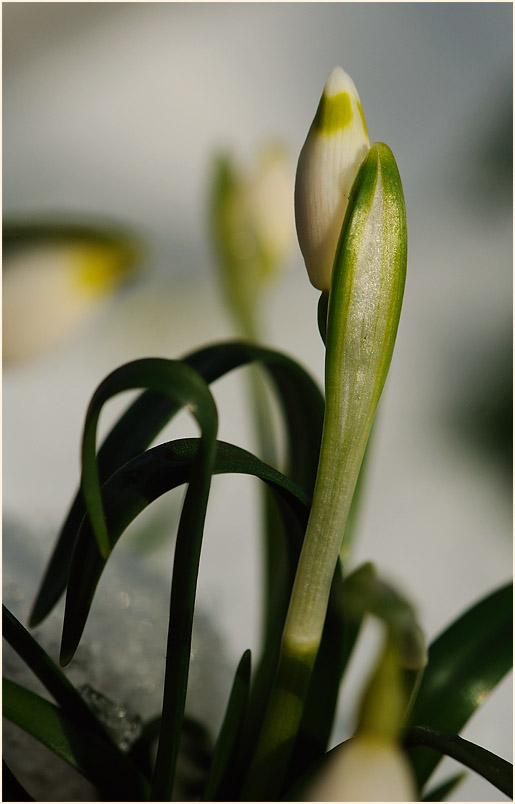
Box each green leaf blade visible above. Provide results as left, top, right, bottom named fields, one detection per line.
left=3, top=605, right=112, bottom=744
left=407, top=583, right=513, bottom=790
left=404, top=725, right=512, bottom=799
left=3, top=678, right=148, bottom=799
left=203, top=650, right=251, bottom=801
left=80, top=357, right=218, bottom=559
left=421, top=772, right=466, bottom=801
left=60, top=438, right=310, bottom=665
left=30, top=340, right=323, bottom=628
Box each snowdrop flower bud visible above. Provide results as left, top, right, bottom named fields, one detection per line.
left=304, top=640, right=416, bottom=802
left=246, top=144, right=295, bottom=279
left=211, top=144, right=294, bottom=336
left=3, top=227, right=138, bottom=364
left=295, top=67, right=370, bottom=291
left=305, top=735, right=417, bottom=802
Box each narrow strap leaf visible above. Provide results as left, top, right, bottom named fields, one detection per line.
left=51, top=358, right=218, bottom=802
left=3, top=678, right=149, bottom=799
left=79, top=358, right=217, bottom=558
left=404, top=725, right=512, bottom=798
left=60, top=438, right=310, bottom=664
left=202, top=650, right=251, bottom=801
left=3, top=605, right=114, bottom=745
left=421, top=772, right=466, bottom=801
left=30, top=340, right=323, bottom=627
left=151, top=420, right=217, bottom=801
left=407, top=582, right=512, bottom=790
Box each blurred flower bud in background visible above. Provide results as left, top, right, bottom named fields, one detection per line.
left=3, top=223, right=140, bottom=365
left=211, top=144, right=295, bottom=339
left=304, top=735, right=416, bottom=802
left=304, top=638, right=416, bottom=801
left=295, top=66, right=370, bottom=292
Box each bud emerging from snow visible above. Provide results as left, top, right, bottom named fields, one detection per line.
left=294, top=66, right=370, bottom=291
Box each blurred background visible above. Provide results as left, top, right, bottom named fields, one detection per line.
left=3, top=3, right=512, bottom=800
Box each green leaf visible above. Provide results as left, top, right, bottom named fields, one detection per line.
left=79, top=358, right=217, bottom=558
left=3, top=678, right=149, bottom=799
left=404, top=725, right=512, bottom=799
left=60, top=438, right=310, bottom=664
left=203, top=650, right=251, bottom=801
left=3, top=606, right=112, bottom=745
left=407, top=582, right=512, bottom=790
left=30, top=341, right=323, bottom=627
left=421, top=772, right=466, bottom=801
left=59, top=435, right=309, bottom=802
left=54, top=358, right=219, bottom=802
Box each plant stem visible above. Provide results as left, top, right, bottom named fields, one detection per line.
left=241, top=365, right=369, bottom=798
left=242, top=144, right=407, bottom=799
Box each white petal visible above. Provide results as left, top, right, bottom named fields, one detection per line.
left=295, top=67, right=370, bottom=291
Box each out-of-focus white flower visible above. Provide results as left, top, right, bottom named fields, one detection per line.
left=302, top=635, right=417, bottom=801
left=304, top=735, right=417, bottom=802
left=211, top=144, right=295, bottom=336
left=3, top=233, right=138, bottom=364
left=246, top=144, right=295, bottom=279
left=294, top=66, right=370, bottom=291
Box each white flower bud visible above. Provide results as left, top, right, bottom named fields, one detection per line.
left=304, top=735, right=417, bottom=802
left=3, top=235, right=137, bottom=364
left=294, top=66, right=370, bottom=291
left=246, top=144, right=295, bottom=279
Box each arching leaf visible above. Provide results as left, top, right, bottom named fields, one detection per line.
left=407, top=583, right=512, bottom=791
left=30, top=341, right=323, bottom=627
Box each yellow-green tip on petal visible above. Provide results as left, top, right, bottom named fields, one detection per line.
left=3, top=234, right=138, bottom=364
left=295, top=67, right=370, bottom=291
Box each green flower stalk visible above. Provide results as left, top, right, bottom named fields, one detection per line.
left=244, top=69, right=407, bottom=798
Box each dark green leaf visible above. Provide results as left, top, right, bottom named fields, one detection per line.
left=407, top=582, right=512, bottom=790
left=30, top=341, right=323, bottom=627
left=203, top=650, right=251, bottom=801
left=404, top=725, right=512, bottom=798
left=152, top=445, right=247, bottom=800
left=421, top=772, right=466, bottom=801
left=55, top=358, right=219, bottom=802
left=79, top=358, right=217, bottom=558
left=3, top=605, right=112, bottom=745
left=3, top=678, right=148, bottom=799
left=60, top=438, right=310, bottom=664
